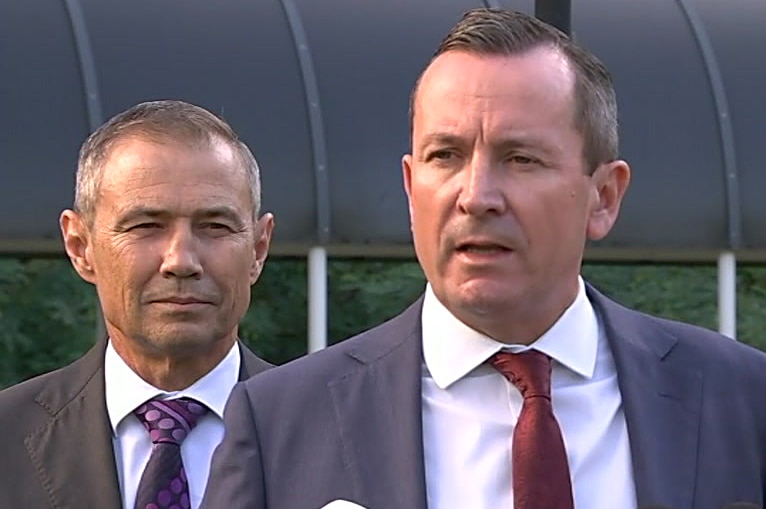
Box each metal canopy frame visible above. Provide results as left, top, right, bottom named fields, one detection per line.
left=3, top=0, right=758, bottom=346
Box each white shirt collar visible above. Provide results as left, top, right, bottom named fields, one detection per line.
left=422, top=277, right=598, bottom=389
left=105, top=340, right=241, bottom=433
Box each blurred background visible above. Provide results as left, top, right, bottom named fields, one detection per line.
left=2, top=0, right=765, bottom=388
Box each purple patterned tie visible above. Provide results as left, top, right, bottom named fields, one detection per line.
left=133, top=398, right=209, bottom=509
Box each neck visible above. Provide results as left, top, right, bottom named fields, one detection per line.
left=109, top=334, right=236, bottom=391
left=455, top=283, right=580, bottom=346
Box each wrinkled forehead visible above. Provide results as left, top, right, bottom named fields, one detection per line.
left=413, top=48, right=577, bottom=132
left=107, top=128, right=223, bottom=157
left=98, top=136, right=244, bottom=197
left=413, top=47, right=576, bottom=121
left=94, top=138, right=254, bottom=220
left=103, top=132, right=245, bottom=179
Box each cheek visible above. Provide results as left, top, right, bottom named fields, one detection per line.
left=410, top=201, right=443, bottom=253
left=215, top=246, right=257, bottom=292
left=410, top=180, right=453, bottom=224
left=91, top=243, right=126, bottom=282
left=529, top=191, right=590, bottom=245
left=94, top=241, right=159, bottom=300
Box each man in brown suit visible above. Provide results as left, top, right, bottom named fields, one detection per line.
left=0, top=100, right=274, bottom=508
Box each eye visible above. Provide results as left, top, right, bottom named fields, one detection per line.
left=426, top=149, right=460, bottom=163
left=130, top=222, right=161, bottom=230
left=509, top=154, right=536, bottom=165
left=201, top=222, right=234, bottom=232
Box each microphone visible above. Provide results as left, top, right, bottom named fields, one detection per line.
left=319, top=501, right=367, bottom=509
left=638, top=503, right=760, bottom=509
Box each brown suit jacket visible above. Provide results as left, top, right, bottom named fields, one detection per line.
left=0, top=339, right=271, bottom=509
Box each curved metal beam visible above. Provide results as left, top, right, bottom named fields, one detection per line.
left=535, top=0, right=572, bottom=35
left=278, top=0, right=332, bottom=244
left=63, top=0, right=107, bottom=343
left=675, top=0, right=742, bottom=248
left=62, top=0, right=103, bottom=131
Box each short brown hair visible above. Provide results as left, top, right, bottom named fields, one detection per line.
left=75, top=100, right=262, bottom=225
left=409, top=8, right=618, bottom=172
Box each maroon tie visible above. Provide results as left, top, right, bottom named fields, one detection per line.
left=489, top=350, right=574, bottom=509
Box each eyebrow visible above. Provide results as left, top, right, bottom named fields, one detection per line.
left=418, top=131, right=556, bottom=155
left=114, top=207, right=168, bottom=228
left=196, top=206, right=248, bottom=230
left=115, top=206, right=247, bottom=230
left=417, top=133, right=464, bottom=151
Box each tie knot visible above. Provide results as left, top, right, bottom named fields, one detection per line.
left=489, top=350, right=552, bottom=399
left=133, top=397, right=209, bottom=445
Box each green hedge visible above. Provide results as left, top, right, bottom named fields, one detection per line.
left=1, top=258, right=764, bottom=389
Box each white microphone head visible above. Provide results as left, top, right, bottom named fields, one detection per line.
left=320, top=500, right=367, bottom=509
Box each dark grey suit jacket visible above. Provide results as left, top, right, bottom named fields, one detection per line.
left=201, top=285, right=766, bottom=509
left=0, top=339, right=271, bottom=509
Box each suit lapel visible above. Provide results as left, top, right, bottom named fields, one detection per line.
left=22, top=340, right=269, bottom=509
left=589, top=286, right=702, bottom=509
left=329, top=300, right=428, bottom=509
left=24, top=342, right=122, bottom=509
left=237, top=341, right=272, bottom=380
left=325, top=287, right=704, bottom=508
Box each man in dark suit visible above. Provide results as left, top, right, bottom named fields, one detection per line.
left=0, top=100, right=274, bottom=508
left=201, top=8, right=766, bottom=509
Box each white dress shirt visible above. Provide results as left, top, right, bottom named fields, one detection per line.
left=105, top=340, right=241, bottom=509
left=421, top=278, right=636, bottom=509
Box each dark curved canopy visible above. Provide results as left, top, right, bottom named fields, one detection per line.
left=1, top=0, right=764, bottom=261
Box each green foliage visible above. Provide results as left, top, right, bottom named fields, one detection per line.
left=583, top=263, right=766, bottom=350
left=2, top=257, right=766, bottom=389
left=327, top=260, right=425, bottom=346
left=0, top=258, right=98, bottom=388
left=239, top=259, right=426, bottom=362
left=239, top=259, right=309, bottom=363
left=583, top=264, right=719, bottom=332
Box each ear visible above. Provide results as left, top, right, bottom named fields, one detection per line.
left=250, top=212, right=275, bottom=284
left=402, top=154, right=415, bottom=229
left=60, top=209, right=97, bottom=284
left=586, top=159, right=631, bottom=241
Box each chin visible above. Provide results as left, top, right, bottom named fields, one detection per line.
left=144, top=327, right=223, bottom=352
left=449, top=282, right=515, bottom=317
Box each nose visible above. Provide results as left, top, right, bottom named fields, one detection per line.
left=159, top=225, right=203, bottom=279
left=456, top=155, right=506, bottom=216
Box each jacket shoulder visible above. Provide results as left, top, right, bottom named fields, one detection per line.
left=0, top=342, right=105, bottom=423
left=241, top=298, right=423, bottom=395
left=589, top=283, right=766, bottom=380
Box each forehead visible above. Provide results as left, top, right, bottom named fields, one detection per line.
left=414, top=48, right=576, bottom=134
left=97, top=136, right=252, bottom=216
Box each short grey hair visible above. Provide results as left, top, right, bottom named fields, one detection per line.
left=75, top=100, right=262, bottom=225
left=410, top=8, right=619, bottom=173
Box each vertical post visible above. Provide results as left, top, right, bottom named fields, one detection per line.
left=535, top=0, right=572, bottom=35
left=308, top=246, right=328, bottom=352
left=717, top=251, right=737, bottom=340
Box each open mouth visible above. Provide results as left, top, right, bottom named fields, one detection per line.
left=456, top=243, right=511, bottom=254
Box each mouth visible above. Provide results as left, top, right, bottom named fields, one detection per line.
left=150, top=297, right=213, bottom=305
left=455, top=241, right=512, bottom=254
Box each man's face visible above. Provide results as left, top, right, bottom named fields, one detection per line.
left=64, top=136, right=273, bottom=360
left=403, top=48, right=628, bottom=342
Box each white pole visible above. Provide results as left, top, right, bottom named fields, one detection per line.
left=717, top=250, right=737, bottom=340
left=308, top=246, right=328, bottom=352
